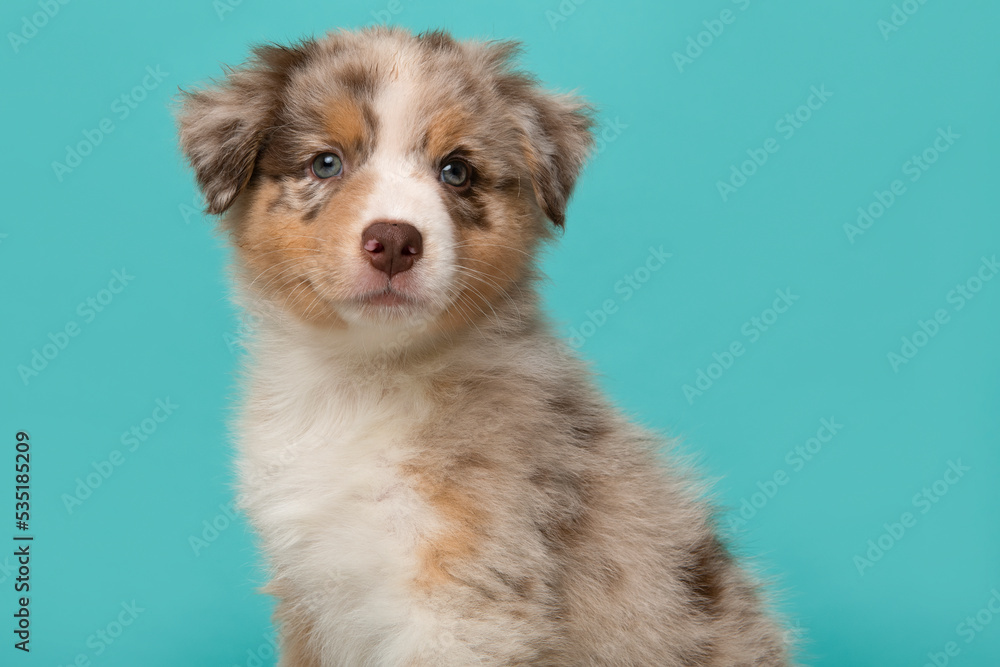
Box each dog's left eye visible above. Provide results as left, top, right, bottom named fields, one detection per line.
left=440, top=159, right=470, bottom=188
left=312, top=152, right=343, bottom=179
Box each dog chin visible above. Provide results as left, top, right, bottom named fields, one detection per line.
left=323, top=264, right=453, bottom=330
left=334, top=287, right=442, bottom=331
left=357, top=288, right=418, bottom=309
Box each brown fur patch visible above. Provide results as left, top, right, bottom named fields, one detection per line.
left=321, top=96, right=376, bottom=159
left=403, top=461, right=488, bottom=593
left=488, top=566, right=537, bottom=600
left=275, top=609, right=322, bottom=667
left=530, top=468, right=593, bottom=548
left=450, top=451, right=495, bottom=472
left=546, top=391, right=609, bottom=445
left=594, top=558, right=625, bottom=591
left=269, top=582, right=323, bottom=667
left=417, top=29, right=459, bottom=52
left=431, top=192, right=539, bottom=334
left=424, top=105, right=475, bottom=162
left=509, top=86, right=595, bottom=227
left=339, top=63, right=379, bottom=99
left=235, top=172, right=379, bottom=327
left=679, top=536, right=729, bottom=617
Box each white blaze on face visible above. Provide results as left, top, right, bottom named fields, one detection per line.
left=349, top=61, right=459, bottom=317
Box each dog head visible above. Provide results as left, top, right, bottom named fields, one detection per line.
left=177, top=27, right=593, bottom=335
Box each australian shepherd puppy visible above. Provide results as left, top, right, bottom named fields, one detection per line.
left=177, top=26, right=790, bottom=667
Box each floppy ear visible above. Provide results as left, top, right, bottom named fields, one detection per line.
left=518, top=90, right=595, bottom=227
left=176, top=43, right=314, bottom=215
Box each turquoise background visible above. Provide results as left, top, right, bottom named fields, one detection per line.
left=2, top=0, right=998, bottom=665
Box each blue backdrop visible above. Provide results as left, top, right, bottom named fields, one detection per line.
left=2, top=1, right=998, bottom=665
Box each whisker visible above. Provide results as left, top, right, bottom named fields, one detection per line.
left=452, top=267, right=523, bottom=325
left=452, top=276, right=503, bottom=332
left=246, top=255, right=315, bottom=291
left=277, top=267, right=330, bottom=313
left=238, top=234, right=329, bottom=249
left=252, top=258, right=321, bottom=297
left=445, top=241, right=533, bottom=257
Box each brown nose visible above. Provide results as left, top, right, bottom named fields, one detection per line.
left=361, top=221, right=423, bottom=278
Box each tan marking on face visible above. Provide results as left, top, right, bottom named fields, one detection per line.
left=432, top=194, right=540, bottom=335
left=424, top=104, right=474, bottom=158
left=236, top=173, right=378, bottom=326
left=321, top=96, right=369, bottom=155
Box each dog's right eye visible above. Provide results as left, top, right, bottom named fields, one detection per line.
left=311, top=152, right=343, bottom=179
left=440, top=159, right=471, bottom=189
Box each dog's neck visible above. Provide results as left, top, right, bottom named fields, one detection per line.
left=236, top=282, right=544, bottom=395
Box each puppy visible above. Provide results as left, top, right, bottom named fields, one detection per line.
left=177, top=27, right=790, bottom=666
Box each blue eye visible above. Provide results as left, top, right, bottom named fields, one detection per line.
left=312, top=152, right=343, bottom=179
left=440, top=159, right=470, bottom=188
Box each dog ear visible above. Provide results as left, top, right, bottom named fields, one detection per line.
left=518, top=89, right=595, bottom=227
left=176, top=42, right=314, bottom=215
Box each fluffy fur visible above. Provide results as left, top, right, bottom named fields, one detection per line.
left=177, top=27, right=791, bottom=666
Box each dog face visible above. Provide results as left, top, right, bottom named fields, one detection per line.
left=178, top=28, right=592, bottom=334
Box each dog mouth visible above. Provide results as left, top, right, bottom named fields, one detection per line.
left=353, top=286, right=420, bottom=309
left=301, top=273, right=434, bottom=324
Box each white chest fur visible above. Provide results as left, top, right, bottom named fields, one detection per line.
left=234, top=330, right=444, bottom=660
